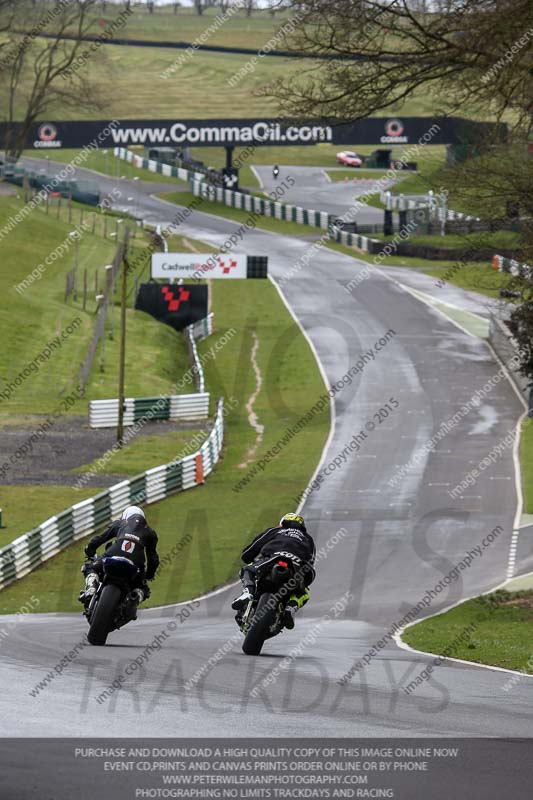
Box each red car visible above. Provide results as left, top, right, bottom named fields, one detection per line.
left=336, top=150, right=363, bottom=167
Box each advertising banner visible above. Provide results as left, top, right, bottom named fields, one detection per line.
left=151, top=253, right=248, bottom=280
left=0, top=117, right=506, bottom=150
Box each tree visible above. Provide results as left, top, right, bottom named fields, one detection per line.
left=269, top=0, right=533, bottom=129
left=0, top=0, right=107, bottom=157
left=268, top=0, right=533, bottom=382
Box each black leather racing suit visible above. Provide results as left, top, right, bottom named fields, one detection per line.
left=239, top=526, right=316, bottom=606
left=84, top=515, right=160, bottom=593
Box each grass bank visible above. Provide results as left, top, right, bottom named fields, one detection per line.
left=402, top=591, right=533, bottom=673
left=0, top=194, right=192, bottom=416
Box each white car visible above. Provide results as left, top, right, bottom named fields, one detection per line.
left=336, top=151, right=363, bottom=167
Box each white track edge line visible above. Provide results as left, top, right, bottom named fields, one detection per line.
left=268, top=275, right=337, bottom=517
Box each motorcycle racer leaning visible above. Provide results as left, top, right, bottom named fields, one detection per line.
left=79, top=505, right=160, bottom=615
left=231, top=512, right=316, bottom=629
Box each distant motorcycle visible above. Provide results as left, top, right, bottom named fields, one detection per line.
left=84, top=556, right=142, bottom=645
left=272, top=165, right=280, bottom=179
left=238, top=552, right=301, bottom=655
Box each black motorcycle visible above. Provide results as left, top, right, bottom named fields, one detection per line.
left=84, top=556, right=141, bottom=645
left=238, top=553, right=301, bottom=655
left=272, top=165, right=280, bottom=179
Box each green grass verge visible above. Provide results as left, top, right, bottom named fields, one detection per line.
left=402, top=591, right=533, bottom=673
left=421, top=264, right=515, bottom=299
left=0, top=278, right=330, bottom=613
left=72, top=430, right=208, bottom=477
left=0, top=486, right=96, bottom=552
left=521, top=418, right=533, bottom=514
left=371, top=230, right=522, bottom=250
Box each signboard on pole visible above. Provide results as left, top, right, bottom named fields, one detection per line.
left=135, top=284, right=208, bottom=331
left=151, top=253, right=248, bottom=280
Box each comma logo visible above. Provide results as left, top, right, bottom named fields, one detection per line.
left=385, top=119, right=404, bottom=138
left=381, top=118, right=408, bottom=144
left=38, top=123, right=58, bottom=142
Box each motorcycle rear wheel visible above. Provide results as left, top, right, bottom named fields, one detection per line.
left=87, top=584, right=122, bottom=646
left=242, top=592, right=277, bottom=656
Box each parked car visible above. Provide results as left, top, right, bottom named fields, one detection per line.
left=336, top=150, right=363, bottom=167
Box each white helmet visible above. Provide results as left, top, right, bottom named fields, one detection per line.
left=121, top=505, right=145, bottom=521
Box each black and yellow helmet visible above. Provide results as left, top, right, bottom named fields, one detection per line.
left=279, top=512, right=306, bottom=532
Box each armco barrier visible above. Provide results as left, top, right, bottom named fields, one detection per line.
left=191, top=179, right=332, bottom=230
left=328, top=224, right=382, bottom=255
left=114, top=147, right=205, bottom=183
left=380, top=189, right=478, bottom=222
left=89, top=392, right=210, bottom=428
left=492, top=254, right=533, bottom=280
left=188, top=312, right=214, bottom=341
left=0, top=399, right=224, bottom=591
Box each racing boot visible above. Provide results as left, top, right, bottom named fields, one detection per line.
left=231, top=586, right=254, bottom=611
left=283, top=600, right=299, bottom=630
left=79, top=573, right=99, bottom=608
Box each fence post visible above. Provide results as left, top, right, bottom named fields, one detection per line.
left=83, top=268, right=87, bottom=311
left=117, top=228, right=131, bottom=447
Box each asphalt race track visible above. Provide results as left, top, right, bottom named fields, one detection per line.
left=1, top=163, right=532, bottom=743
left=254, top=164, right=389, bottom=224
